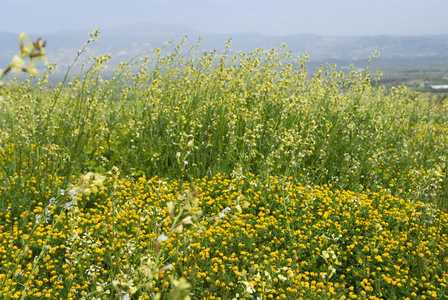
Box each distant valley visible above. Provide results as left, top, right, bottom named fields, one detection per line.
left=1, top=23, right=448, bottom=89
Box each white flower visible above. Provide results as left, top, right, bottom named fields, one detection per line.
left=242, top=281, right=255, bottom=294
left=60, top=200, right=77, bottom=209
left=157, top=234, right=168, bottom=242
left=182, top=216, right=193, bottom=225
left=122, top=294, right=130, bottom=300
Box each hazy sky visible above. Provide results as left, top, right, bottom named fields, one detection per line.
left=2, top=0, right=447, bottom=36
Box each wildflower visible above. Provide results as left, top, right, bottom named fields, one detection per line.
left=174, top=223, right=183, bottom=233
left=9, top=55, right=25, bottom=70
left=60, top=200, right=77, bottom=209
left=181, top=216, right=193, bottom=225
left=129, top=286, right=137, bottom=294
left=240, top=281, right=255, bottom=294
left=82, top=188, right=91, bottom=196
left=214, top=207, right=232, bottom=219
left=106, top=166, right=120, bottom=181
left=167, top=201, right=175, bottom=219
left=19, top=32, right=28, bottom=42
left=278, top=274, right=287, bottom=281
left=328, top=265, right=337, bottom=278
left=121, top=293, right=130, bottom=300
left=235, top=204, right=242, bottom=212
left=172, top=277, right=190, bottom=290
left=159, top=264, right=173, bottom=272
left=157, top=234, right=168, bottom=242
left=88, top=28, right=100, bottom=41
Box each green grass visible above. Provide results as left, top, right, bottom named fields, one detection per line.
left=0, top=35, right=447, bottom=299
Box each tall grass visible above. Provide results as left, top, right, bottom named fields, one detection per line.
left=1, top=38, right=446, bottom=209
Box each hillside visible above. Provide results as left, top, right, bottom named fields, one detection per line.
left=1, top=23, right=448, bottom=83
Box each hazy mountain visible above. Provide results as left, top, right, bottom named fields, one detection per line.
left=1, top=23, right=448, bottom=80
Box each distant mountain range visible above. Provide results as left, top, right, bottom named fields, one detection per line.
left=1, top=22, right=448, bottom=79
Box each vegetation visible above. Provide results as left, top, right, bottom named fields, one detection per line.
left=0, top=31, right=447, bottom=299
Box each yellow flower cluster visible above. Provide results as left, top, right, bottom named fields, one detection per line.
left=0, top=174, right=446, bottom=299
left=0, top=33, right=47, bottom=79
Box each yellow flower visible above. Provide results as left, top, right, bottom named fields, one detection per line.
left=82, top=188, right=91, bottom=196
left=92, top=176, right=104, bottom=187
left=129, top=286, right=137, bottom=294
left=26, top=68, right=39, bottom=76
left=19, top=33, right=28, bottom=42
left=90, top=185, right=98, bottom=194
left=34, top=49, right=47, bottom=60
left=9, top=55, right=25, bottom=70
left=21, top=46, right=31, bottom=56
left=37, top=39, right=45, bottom=48
left=167, top=201, right=174, bottom=214
left=172, top=277, right=191, bottom=290
left=175, top=224, right=183, bottom=233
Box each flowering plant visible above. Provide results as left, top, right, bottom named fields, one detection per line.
left=0, top=33, right=47, bottom=81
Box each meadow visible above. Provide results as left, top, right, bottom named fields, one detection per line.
left=0, top=32, right=447, bottom=299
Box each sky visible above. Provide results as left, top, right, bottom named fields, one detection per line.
left=1, top=0, right=447, bottom=36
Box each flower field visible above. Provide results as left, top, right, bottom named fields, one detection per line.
left=0, top=33, right=447, bottom=299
